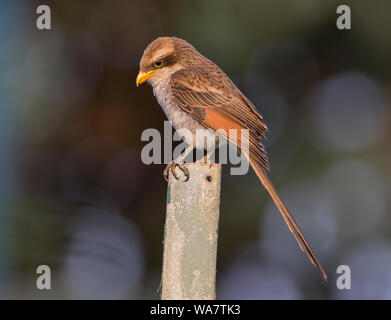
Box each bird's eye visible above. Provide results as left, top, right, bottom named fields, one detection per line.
left=153, top=60, right=163, bottom=68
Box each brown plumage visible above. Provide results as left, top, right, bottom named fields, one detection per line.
left=137, top=37, right=327, bottom=280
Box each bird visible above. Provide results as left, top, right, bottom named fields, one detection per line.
left=136, top=36, right=327, bottom=280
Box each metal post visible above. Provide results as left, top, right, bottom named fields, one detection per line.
left=161, top=163, right=222, bottom=300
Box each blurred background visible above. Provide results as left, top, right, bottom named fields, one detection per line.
left=0, top=0, right=390, bottom=299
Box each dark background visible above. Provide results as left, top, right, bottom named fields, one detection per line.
left=0, top=0, right=390, bottom=299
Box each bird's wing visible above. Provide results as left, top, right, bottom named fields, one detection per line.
left=170, top=67, right=269, bottom=169
left=169, top=67, right=327, bottom=280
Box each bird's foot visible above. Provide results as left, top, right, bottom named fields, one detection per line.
left=202, top=153, right=208, bottom=164
left=163, top=162, right=189, bottom=182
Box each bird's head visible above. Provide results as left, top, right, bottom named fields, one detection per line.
left=136, top=37, right=201, bottom=87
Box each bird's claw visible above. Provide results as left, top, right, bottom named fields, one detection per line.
left=163, top=162, right=189, bottom=182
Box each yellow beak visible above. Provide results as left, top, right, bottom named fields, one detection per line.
left=136, top=70, right=156, bottom=87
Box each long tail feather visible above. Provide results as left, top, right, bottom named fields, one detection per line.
left=249, top=157, right=327, bottom=281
